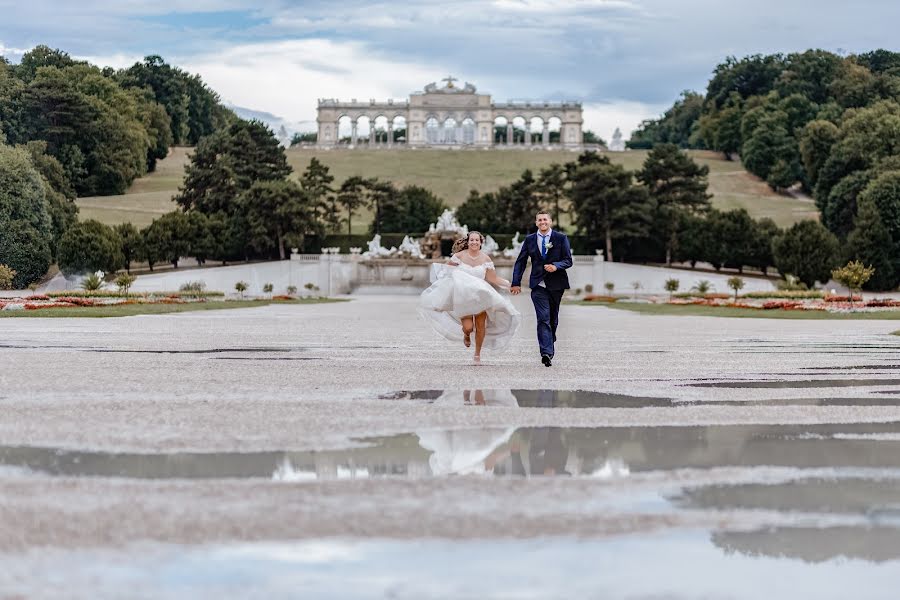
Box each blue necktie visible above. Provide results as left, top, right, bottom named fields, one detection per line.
left=541, top=235, right=547, bottom=258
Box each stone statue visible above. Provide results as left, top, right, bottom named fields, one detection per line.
left=362, top=234, right=396, bottom=258
left=434, top=209, right=467, bottom=234
left=397, top=235, right=425, bottom=259
left=502, top=232, right=524, bottom=258
left=482, top=235, right=500, bottom=256
left=609, top=127, right=625, bottom=152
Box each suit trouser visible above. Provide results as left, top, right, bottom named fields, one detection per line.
left=531, top=286, right=564, bottom=357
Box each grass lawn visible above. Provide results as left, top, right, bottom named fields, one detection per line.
left=0, top=298, right=345, bottom=318
left=585, top=301, right=900, bottom=320
left=75, top=147, right=817, bottom=231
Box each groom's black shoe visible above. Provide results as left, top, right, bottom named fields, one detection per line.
left=541, top=354, right=552, bottom=367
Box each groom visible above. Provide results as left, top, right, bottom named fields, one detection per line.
left=511, top=212, right=573, bottom=367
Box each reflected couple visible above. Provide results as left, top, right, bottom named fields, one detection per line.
left=416, top=423, right=572, bottom=477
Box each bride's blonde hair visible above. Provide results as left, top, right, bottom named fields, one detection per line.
left=452, top=231, right=485, bottom=253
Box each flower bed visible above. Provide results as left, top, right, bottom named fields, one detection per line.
left=664, top=295, right=898, bottom=313
left=742, top=290, right=825, bottom=299
left=583, top=295, right=618, bottom=303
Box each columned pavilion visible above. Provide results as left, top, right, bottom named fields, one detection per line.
left=315, top=77, right=583, bottom=149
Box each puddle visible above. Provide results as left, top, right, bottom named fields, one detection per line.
left=691, top=379, right=900, bottom=389
left=4, top=424, right=900, bottom=596
left=4, top=422, right=900, bottom=482
left=4, top=532, right=899, bottom=599
left=379, top=389, right=900, bottom=408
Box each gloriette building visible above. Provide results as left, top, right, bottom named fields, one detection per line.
left=316, top=77, right=583, bottom=149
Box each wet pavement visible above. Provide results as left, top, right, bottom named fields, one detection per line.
left=2, top=296, right=900, bottom=597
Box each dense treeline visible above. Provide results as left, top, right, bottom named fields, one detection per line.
left=628, top=48, right=900, bottom=290
left=0, top=45, right=235, bottom=287
left=0, top=46, right=232, bottom=196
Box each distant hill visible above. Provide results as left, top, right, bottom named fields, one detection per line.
left=226, top=104, right=315, bottom=141
left=76, top=148, right=818, bottom=231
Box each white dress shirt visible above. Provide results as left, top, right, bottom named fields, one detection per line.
left=537, top=229, right=552, bottom=288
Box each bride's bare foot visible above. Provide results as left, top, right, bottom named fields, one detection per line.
left=473, top=354, right=481, bottom=365
left=464, top=331, right=471, bottom=347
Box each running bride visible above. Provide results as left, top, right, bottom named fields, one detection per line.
left=419, top=231, right=522, bottom=364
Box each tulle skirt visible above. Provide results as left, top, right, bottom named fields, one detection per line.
left=418, top=267, right=522, bottom=351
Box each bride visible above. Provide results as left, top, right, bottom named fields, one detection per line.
left=419, top=231, right=522, bottom=364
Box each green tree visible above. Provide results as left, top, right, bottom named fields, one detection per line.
left=706, top=54, right=785, bottom=109
left=773, top=220, right=841, bottom=288
left=749, top=217, right=781, bottom=274
left=0, top=142, right=54, bottom=287
left=727, top=276, right=745, bottom=301
left=846, top=197, right=896, bottom=290
left=569, top=157, right=651, bottom=261
left=858, top=170, right=900, bottom=244
left=456, top=190, right=507, bottom=234
left=176, top=119, right=291, bottom=215
left=628, top=91, right=704, bottom=149
left=299, top=157, right=337, bottom=233
left=636, top=144, right=711, bottom=264
left=57, top=219, right=124, bottom=275
left=115, top=272, right=136, bottom=295
left=741, top=110, right=801, bottom=188
left=114, top=222, right=142, bottom=273
left=535, top=163, right=568, bottom=222
left=799, top=120, right=840, bottom=189
left=379, top=185, right=446, bottom=233
left=664, top=278, right=679, bottom=300
left=241, top=180, right=322, bottom=259
left=141, top=211, right=190, bottom=269
left=336, top=175, right=370, bottom=236
left=0, top=264, right=16, bottom=289
left=831, top=261, right=875, bottom=307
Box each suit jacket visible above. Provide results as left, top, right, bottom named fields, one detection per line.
left=511, top=230, right=573, bottom=290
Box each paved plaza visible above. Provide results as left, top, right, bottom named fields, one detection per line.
left=2, top=296, right=900, bottom=598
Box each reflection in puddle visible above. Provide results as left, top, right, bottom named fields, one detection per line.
left=4, top=422, right=900, bottom=483
left=6, top=533, right=899, bottom=598
left=381, top=388, right=900, bottom=408
left=692, top=379, right=900, bottom=389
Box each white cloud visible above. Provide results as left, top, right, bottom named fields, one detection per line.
left=74, top=52, right=144, bottom=70
left=582, top=100, right=666, bottom=142
left=178, top=39, right=449, bottom=128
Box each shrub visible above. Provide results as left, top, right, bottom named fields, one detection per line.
left=743, top=290, right=823, bottom=299
left=664, top=278, right=679, bottom=300
left=286, top=285, right=298, bottom=295
left=179, top=280, right=207, bottom=294
left=583, top=295, right=618, bottom=303
left=585, top=284, right=594, bottom=293
left=727, top=276, right=745, bottom=301
left=235, top=281, right=248, bottom=298
left=604, top=282, right=614, bottom=293
left=776, top=274, right=808, bottom=291
left=0, top=264, right=16, bottom=289
left=263, top=283, right=274, bottom=296
left=80, top=271, right=105, bottom=291
left=630, top=280, right=642, bottom=299
left=831, top=260, right=875, bottom=308
left=691, top=280, right=714, bottom=294
left=115, top=273, right=136, bottom=295
left=773, top=220, right=841, bottom=288
left=58, top=220, right=124, bottom=276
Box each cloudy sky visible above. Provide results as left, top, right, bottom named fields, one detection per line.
left=2, top=0, right=899, bottom=140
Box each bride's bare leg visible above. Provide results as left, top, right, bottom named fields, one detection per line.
left=474, top=311, right=487, bottom=363
left=461, top=316, right=474, bottom=347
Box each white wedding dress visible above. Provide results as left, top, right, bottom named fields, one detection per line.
left=418, top=256, right=522, bottom=351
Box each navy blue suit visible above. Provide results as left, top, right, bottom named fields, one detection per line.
left=511, top=230, right=573, bottom=358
